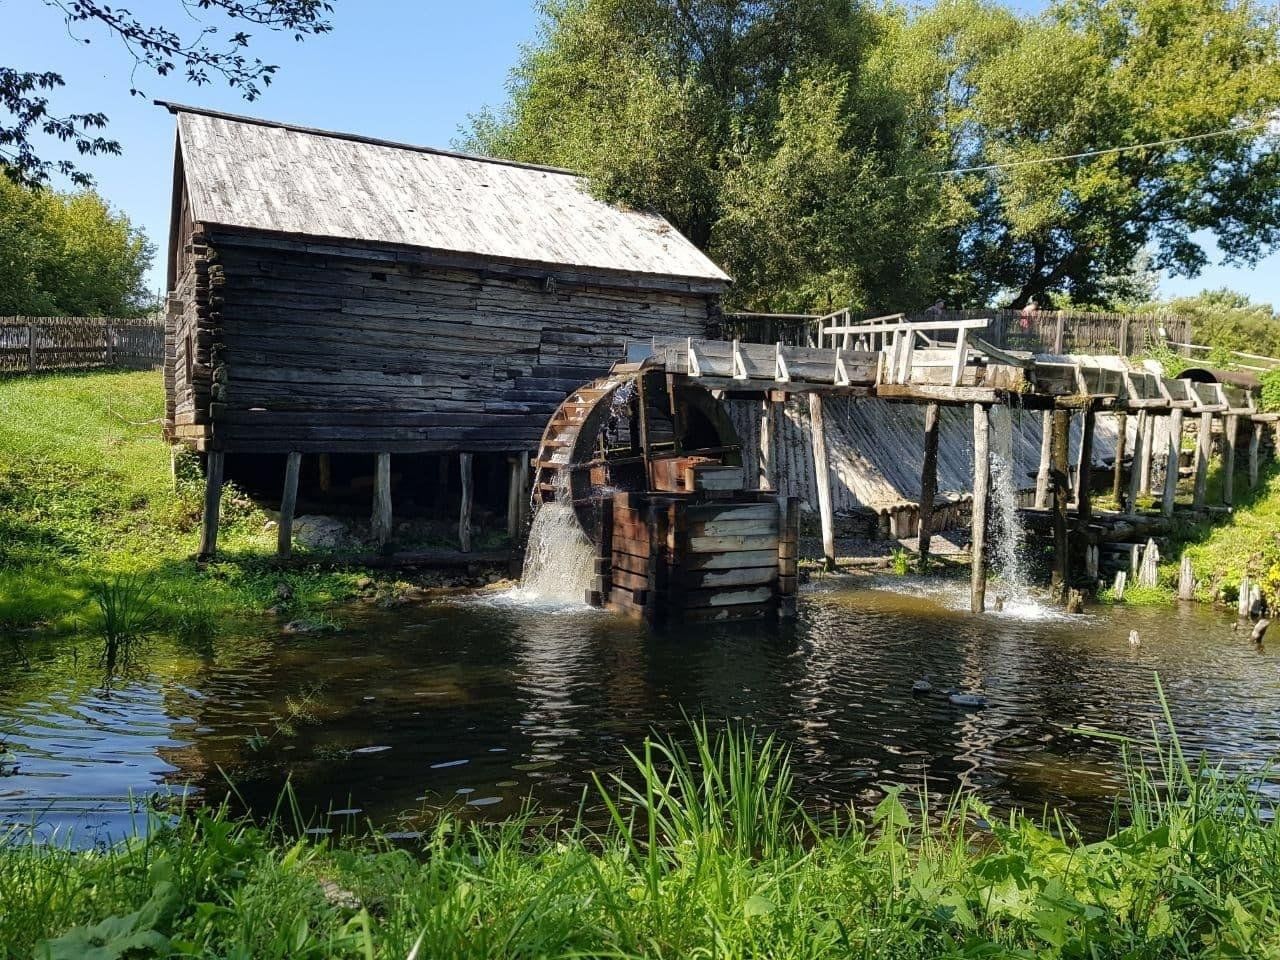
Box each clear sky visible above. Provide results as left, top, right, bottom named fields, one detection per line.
left=2, top=0, right=1276, bottom=307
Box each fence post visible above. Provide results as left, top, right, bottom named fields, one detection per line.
left=1119, top=316, right=1130, bottom=356
left=1053, top=313, right=1066, bottom=354
left=27, top=318, right=37, bottom=372
left=105, top=321, right=114, bottom=366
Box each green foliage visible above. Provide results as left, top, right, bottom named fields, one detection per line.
left=1260, top=369, right=1280, bottom=413
left=6, top=709, right=1280, bottom=958
left=0, top=178, right=154, bottom=316
left=891, top=546, right=912, bottom=575
left=1180, top=462, right=1280, bottom=609
left=1140, top=289, right=1280, bottom=362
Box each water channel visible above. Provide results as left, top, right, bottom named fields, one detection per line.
left=3, top=578, right=1276, bottom=843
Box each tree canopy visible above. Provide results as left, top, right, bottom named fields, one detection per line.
left=0, top=178, right=154, bottom=317
left=464, top=0, right=1280, bottom=313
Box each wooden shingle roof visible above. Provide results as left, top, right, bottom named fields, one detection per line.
left=163, top=103, right=730, bottom=286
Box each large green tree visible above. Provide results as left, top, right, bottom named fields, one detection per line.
left=0, top=177, right=153, bottom=316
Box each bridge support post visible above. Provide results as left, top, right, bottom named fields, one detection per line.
left=1128, top=410, right=1148, bottom=509
left=507, top=450, right=529, bottom=540
left=198, top=450, right=224, bottom=561
left=278, top=451, right=301, bottom=558
left=1139, top=412, right=1155, bottom=495
left=1162, top=409, right=1183, bottom=517
left=1223, top=414, right=1239, bottom=507
left=970, top=403, right=990, bottom=614
left=1193, top=412, right=1213, bottom=508
left=918, top=402, right=940, bottom=571
left=372, top=452, right=393, bottom=548
left=808, top=392, right=836, bottom=571
left=1111, top=411, right=1128, bottom=507
left=1050, top=409, right=1072, bottom=596
left=1249, top=421, right=1262, bottom=490
left=758, top=394, right=779, bottom=492
left=1034, top=410, right=1052, bottom=509
left=1077, top=405, right=1095, bottom=524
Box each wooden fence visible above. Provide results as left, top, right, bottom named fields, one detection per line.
left=722, top=308, right=1190, bottom=357
left=0, top=316, right=165, bottom=374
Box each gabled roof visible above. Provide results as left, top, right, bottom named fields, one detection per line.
left=161, top=103, right=730, bottom=286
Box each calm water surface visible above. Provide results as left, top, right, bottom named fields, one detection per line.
left=2, top=578, right=1278, bottom=842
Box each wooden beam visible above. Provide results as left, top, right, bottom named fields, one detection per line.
left=1161, top=409, right=1183, bottom=517
left=919, top=402, right=940, bottom=570
left=1077, top=406, right=1095, bottom=525
left=1111, top=411, right=1128, bottom=507
left=1050, top=409, right=1071, bottom=594
left=808, top=392, right=836, bottom=571
left=198, top=450, right=225, bottom=560
left=1128, top=409, right=1148, bottom=508
left=1249, top=422, right=1262, bottom=490
left=971, top=403, right=990, bottom=614
left=372, top=452, right=393, bottom=547
left=507, top=453, right=525, bottom=540
left=459, top=451, right=474, bottom=553
left=277, top=451, right=302, bottom=557
left=317, top=453, right=332, bottom=494
left=1138, top=411, right=1156, bottom=495
left=758, top=396, right=778, bottom=492
left=1034, top=410, right=1052, bottom=509
left=1194, top=412, right=1213, bottom=508
left=1223, top=414, right=1239, bottom=507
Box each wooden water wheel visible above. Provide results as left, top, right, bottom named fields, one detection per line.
left=531, top=359, right=743, bottom=543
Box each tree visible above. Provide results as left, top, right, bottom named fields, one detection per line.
left=1143, top=288, right=1280, bottom=359
left=2, top=1, right=334, bottom=188
left=0, top=177, right=154, bottom=316
left=908, top=0, right=1280, bottom=308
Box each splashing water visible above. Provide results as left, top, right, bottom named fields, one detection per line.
left=988, top=406, right=1034, bottom=610
left=517, top=500, right=597, bottom=606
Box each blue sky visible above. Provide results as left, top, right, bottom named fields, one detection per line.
left=2, top=0, right=1275, bottom=306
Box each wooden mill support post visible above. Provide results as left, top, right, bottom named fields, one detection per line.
left=1138, top=412, right=1156, bottom=495
left=1249, top=422, right=1263, bottom=490
left=198, top=450, right=225, bottom=560
left=1076, top=405, right=1095, bottom=525
left=1034, top=410, right=1052, bottom=509
left=1050, top=409, right=1072, bottom=595
left=1128, top=410, right=1148, bottom=509
left=277, top=451, right=302, bottom=558
left=507, top=451, right=530, bottom=540
left=918, top=402, right=941, bottom=570
left=371, top=452, right=393, bottom=548
left=1194, top=412, right=1213, bottom=508
left=458, top=452, right=474, bottom=552
left=808, top=392, right=836, bottom=571
left=1162, top=409, right=1184, bottom=517
left=758, top=394, right=779, bottom=492
left=1111, top=411, right=1128, bottom=507
left=1223, top=415, right=1239, bottom=507
left=970, top=403, right=991, bottom=614
left=317, top=453, right=332, bottom=494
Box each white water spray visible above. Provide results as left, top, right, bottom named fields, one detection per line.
left=517, top=500, right=596, bottom=605
left=987, top=406, right=1032, bottom=602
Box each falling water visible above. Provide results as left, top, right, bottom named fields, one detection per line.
left=988, top=406, right=1032, bottom=603
left=516, top=483, right=596, bottom=607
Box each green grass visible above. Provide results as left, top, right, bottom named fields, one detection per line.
left=0, top=370, right=367, bottom=635
left=4, top=704, right=1280, bottom=959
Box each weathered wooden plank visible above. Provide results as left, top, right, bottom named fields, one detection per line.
left=684, top=549, right=777, bottom=570
left=688, top=534, right=778, bottom=553
left=277, top=451, right=301, bottom=557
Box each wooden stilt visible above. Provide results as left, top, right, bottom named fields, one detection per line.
left=459, top=452, right=474, bottom=552
left=1050, top=409, right=1071, bottom=594
left=507, top=454, right=522, bottom=539
left=918, top=402, right=941, bottom=570
left=1178, top=553, right=1195, bottom=600
left=1035, top=410, right=1052, bottom=509
left=371, top=452, right=392, bottom=547
left=758, top=395, right=778, bottom=492
left=1111, top=411, right=1128, bottom=507
left=277, top=451, right=302, bottom=557
left=1128, top=409, right=1148, bottom=509
left=516, top=450, right=530, bottom=535
left=808, top=392, right=836, bottom=571
left=1161, top=409, right=1183, bottom=517
left=1223, top=414, right=1239, bottom=506
left=317, top=453, right=332, bottom=494
left=1139, top=412, right=1155, bottom=494
left=1077, top=405, right=1095, bottom=525
left=1249, top=422, right=1262, bottom=490
left=198, top=450, right=225, bottom=560
left=1194, top=412, right=1212, bottom=508
left=970, top=403, right=990, bottom=614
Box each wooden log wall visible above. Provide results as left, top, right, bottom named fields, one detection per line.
left=165, top=228, right=220, bottom=445
left=0, top=316, right=164, bottom=375
left=182, top=232, right=715, bottom=454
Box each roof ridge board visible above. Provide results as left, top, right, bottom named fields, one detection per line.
left=156, top=100, right=578, bottom=178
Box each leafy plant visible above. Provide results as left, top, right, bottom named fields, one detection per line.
left=891, top=546, right=912, bottom=576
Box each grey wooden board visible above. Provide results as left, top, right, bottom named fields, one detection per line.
left=174, top=108, right=730, bottom=284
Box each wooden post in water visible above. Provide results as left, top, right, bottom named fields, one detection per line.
left=1223, top=414, right=1239, bottom=507
left=1249, top=422, right=1262, bottom=490
left=198, top=450, right=225, bottom=560
left=277, top=451, right=301, bottom=558
left=1111, top=411, right=1128, bottom=507
left=1035, top=410, right=1052, bottom=509
left=458, top=452, right=474, bottom=552
left=1077, top=405, right=1095, bottom=525
left=758, top=395, right=778, bottom=492
left=1128, top=409, right=1148, bottom=509
left=1162, top=408, right=1184, bottom=517
left=1194, top=412, right=1213, bottom=508
left=371, top=452, right=393, bottom=548
left=808, top=392, right=836, bottom=571
left=1138, top=412, right=1156, bottom=495
left=918, top=402, right=941, bottom=570
left=1178, top=553, right=1195, bottom=600
left=506, top=450, right=530, bottom=540
left=970, top=403, right=990, bottom=614
left=1050, top=409, right=1071, bottom=594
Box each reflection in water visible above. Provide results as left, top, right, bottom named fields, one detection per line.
left=2, top=578, right=1278, bottom=843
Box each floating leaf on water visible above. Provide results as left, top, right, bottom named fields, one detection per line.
left=488, top=747, right=507, bottom=753
left=511, top=760, right=555, bottom=771
left=495, top=780, right=519, bottom=788
left=430, top=759, right=469, bottom=769
left=466, top=796, right=502, bottom=807
left=305, top=827, right=333, bottom=835
left=352, top=745, right=392, bottom=755
left=328, top=808, right=362, bottom=816
left=382, top=831, right=423, bottom=841
left=455, top=788, right=475, bottom=795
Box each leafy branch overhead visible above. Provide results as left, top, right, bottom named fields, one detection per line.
left=1, top=1, right=334, bottom=187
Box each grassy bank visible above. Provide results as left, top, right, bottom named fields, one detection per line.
left=0, top=370, right=374, bottom=635
left=5, top=714, right=1280, bottom=959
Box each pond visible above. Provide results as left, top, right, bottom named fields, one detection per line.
left=2, top=578, right=1277, bottom=843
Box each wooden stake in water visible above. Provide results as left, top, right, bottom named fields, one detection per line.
left=1178, top=553, right=1194, bottom=600
left=1137, top=537, right=1160, bottom=588
left=918, top=402, right=940, bottom=570
left=1112, top=570, right=1128, bottom=601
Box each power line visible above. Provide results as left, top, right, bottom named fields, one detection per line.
left=896, top=118, right=1276, bottom=179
